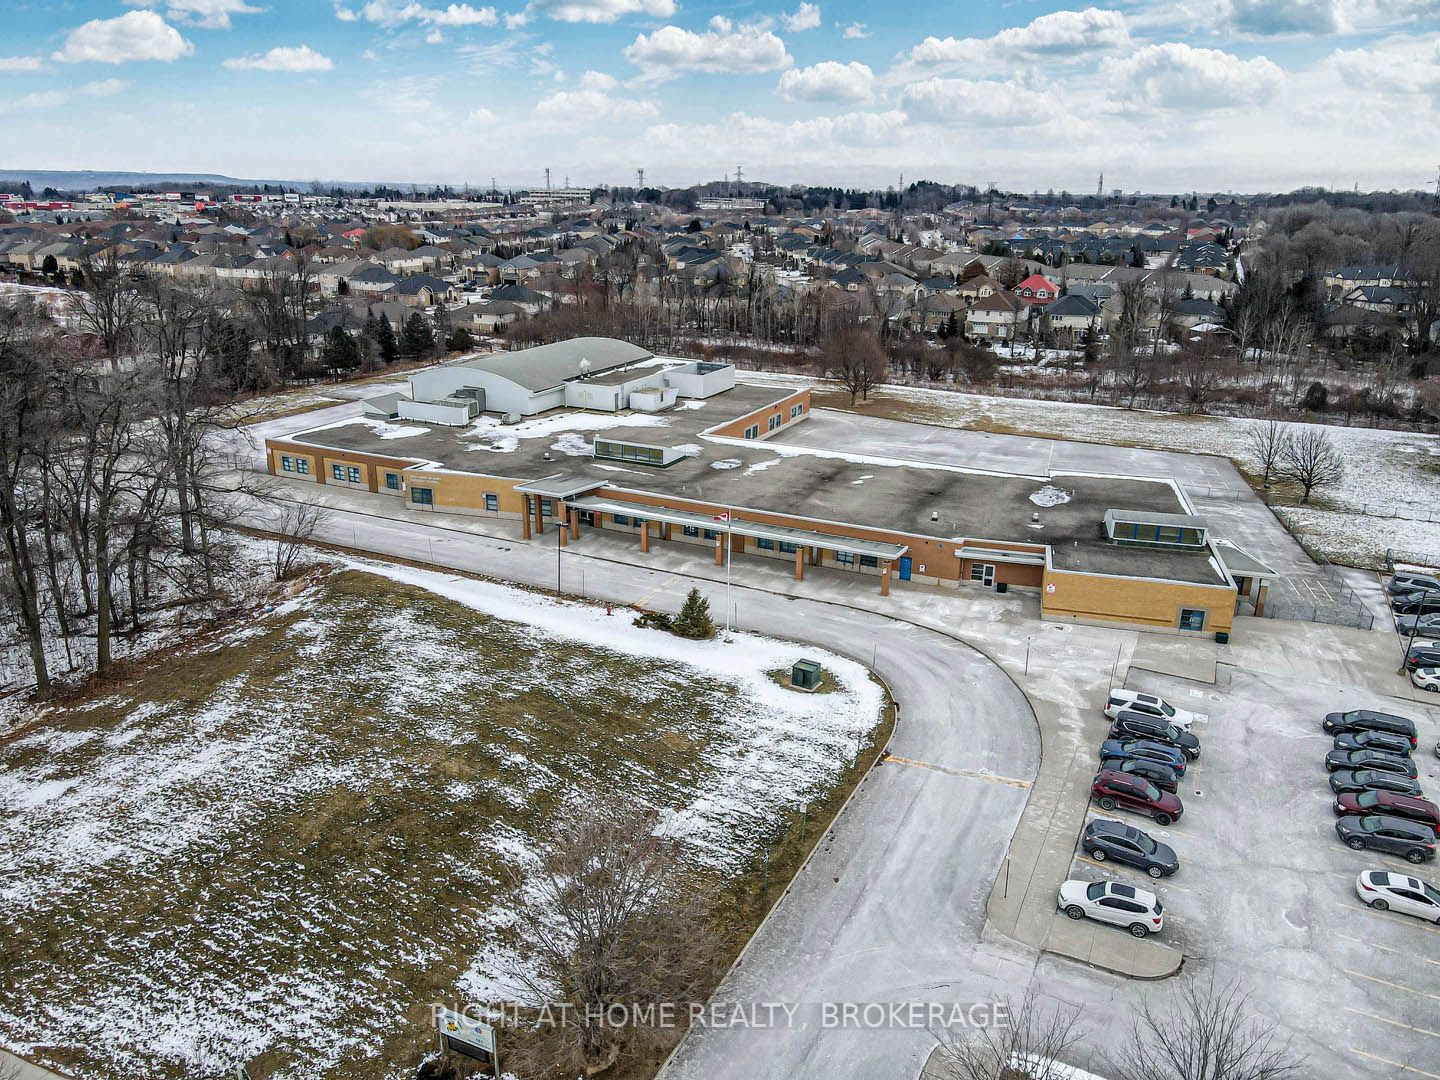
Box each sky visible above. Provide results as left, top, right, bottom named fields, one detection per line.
left=1, top=0, right=1438, bottom=193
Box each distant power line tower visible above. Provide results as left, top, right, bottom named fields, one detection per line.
left=544, top=167, right=551, bottom=190
left=1097, top=171, right=1104, bottom=198
left=636, top=167, right=644, bottom=189
left=734, top=164, right=743, bottom=197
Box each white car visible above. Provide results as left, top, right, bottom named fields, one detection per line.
left=1057, top=879, right=1164, bottom=937
left=1355, top=870, right=1440, bottom=923
left=1103, top=689, right=1205, bottom=731
left=1412, top=667, right=1440, bottom=693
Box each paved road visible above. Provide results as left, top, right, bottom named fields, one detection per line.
left=232, top=480, right=1044, bottom=1080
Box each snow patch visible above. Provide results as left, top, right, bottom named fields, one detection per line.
left=1029, top=485, right=1072, bottom=507
left=711, top=458, right=743, bottom=470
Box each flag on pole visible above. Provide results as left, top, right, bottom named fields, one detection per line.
left=714, top=511, right=730, bottom=522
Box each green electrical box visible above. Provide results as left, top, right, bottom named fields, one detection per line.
left=791, top=659, right=822, bottom=691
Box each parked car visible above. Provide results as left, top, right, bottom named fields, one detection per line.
left=1108, top=712, right=1201, bottom=760
left=1091, top=769, right=1184, bottom=825
left=1411, top=667, right=1440, bottom=693
left=1356, top=870, right=1440, bottom=923
left=1329, top=769, right=1425, bottom=798
left=1388, top=572, right=1440, bottom=596
left=1334, top=730, right=1415, bottom=757
left=1057, top=879, right=1165, bottom=937
left=1080, top=819, right=1179, bottom=878
left=1098, top=738, right=1187, bottom=775
left=1393, top=594, right=1440, bottom=617
left=1335, top=789, right=1440, bottom=830
left=1322, top=710, right=1418, bottom=747
left=1099, top=756, right=1181, bottom=793
left=1405, top=644, right=1440, bottom=672
left=1335, top=815, right=1437, bottom=863
left=1103, top=689, right=1205, bottom=730
left=1395, top=612, right=1440, bottom=636
left=1325, top=748, right=1419, bottom=778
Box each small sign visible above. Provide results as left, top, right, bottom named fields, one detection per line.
left=437, top=1007, right=497, bottom=1067
left=917, top=564, right=926, bottom=574
left=1045, top=583, right=1056, bottom=594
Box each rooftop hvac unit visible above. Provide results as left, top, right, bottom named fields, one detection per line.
left=791, top=659, right=822, bottom=691
left=500, top=412, right=522, bottom=425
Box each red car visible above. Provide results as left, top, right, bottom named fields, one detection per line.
left=1091, top=769, right=1184, bottom=826
left=1335, top=789, right=1440, bottom=830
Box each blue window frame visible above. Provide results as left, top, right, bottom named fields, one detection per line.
left=779, top=541, right=797, bottom=554
left=768, top=414, right=780, bottom=431
left=295, top=458, right=309, bottom=475
left=755, top=537, right=775, bottom=550
left=484, top=493, right=498, bottom=511
left=703, top=528, right=718, bottom=540
left=613, top=514, right=631, bottom=527
left=859, top=554, right=879, bottom=568
left=1179, top=608, right=1206, bottom=632
left=682, top=525, right=700, bottom=537
left=834, top=551, right=855, bottom=566
left=411, top=486, right=434, bottom=506
left=347, top=466, right=361, bottom=484
left=385, top=472, right=401, bottom=491
left=539, top=499, right=553, bottom=517
left=331, top=463, right=344, bottom=481
left=280, top=455, right=294, bottom=472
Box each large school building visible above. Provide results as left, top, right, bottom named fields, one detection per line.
left=264, top=337, right=1277, bottom=638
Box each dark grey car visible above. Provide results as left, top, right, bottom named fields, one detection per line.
left=1109, top=711, right=1201, bottom=760
left=1334, top=730, right=1415, bottom=757
left=1335, top=814, right=1437, bottom=863
left=1325, top=748, right=1419, bottom=778
left=1322, top=710, right=1418, bottom=745
left=1080, top=819, right=1179, bottom=878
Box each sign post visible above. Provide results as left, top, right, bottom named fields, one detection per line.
left=436, top=1008, right=499, bottom=1078
left=714, top=509, right=733, bottom=639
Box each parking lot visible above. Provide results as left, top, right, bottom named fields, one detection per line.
left=1063, top=647, right=1440, bottom=1077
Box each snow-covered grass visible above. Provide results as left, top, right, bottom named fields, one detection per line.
left=0, top=563, right=886, bottom=1080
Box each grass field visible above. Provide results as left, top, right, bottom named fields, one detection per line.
left=0, top=565, right=888, bottom=1080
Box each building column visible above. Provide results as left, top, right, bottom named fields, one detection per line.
left=639, top=523, right=650, bottom=553
left=794, top=546, right=805, bottom=581
left=558, top=509, right=568, bottom=546
left=662, top=522, right=672, bottom=541
left=1255, top=581, right=1269, bottom=618
left=880, top=562, right=892, bottom=596
left=521, top=498, right=532, bottom=540
left=715, top=536, right=725, bottom=566
left=569, top=512, right=579, bottom=540
left=533, top=497, right=545, bottom=536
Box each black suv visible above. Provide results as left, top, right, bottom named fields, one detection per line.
left=1394, top=594, right=1440, bottom=617
left=1325, top=748, right=1419, bottom=778
left=1335, top=814, right=1437, bottom=863
left=1108, top=711, right=1201, bottom=760
left=1322, top=710, right=1418, bottom=747
left=1334, top=730, right=1415, bottom=757
left=1406, top=644, right=1440, bottom=672
left=1329, top=769, right=1425, bottom=798
left=1080, top=819, right=1179, bottom=878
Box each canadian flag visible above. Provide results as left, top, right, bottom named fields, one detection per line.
left=713, top=511, right=730, bottom=523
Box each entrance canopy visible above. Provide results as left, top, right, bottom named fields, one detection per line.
left=1213, top=539, right=1281, bottom=582
left=568, top=495, right=909, bottom=562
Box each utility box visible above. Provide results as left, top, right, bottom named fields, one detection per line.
left=791, top=659, right=822, bottom=691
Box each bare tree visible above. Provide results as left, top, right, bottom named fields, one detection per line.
left=1107, top=973, right=1304, bottom=1080
left=74, top=249, right=145, bottom=371
left=824, top=326, right=888, bottom=405
left=1243, top=420, right=1292, bottom=489
left=1279, top=425, right=1344, bottom=503
left=930, top=989, right=1087, bottom=1080
left=503, top=803, right=722, bottom=1078
left=270, top=496, right=322, bottom=581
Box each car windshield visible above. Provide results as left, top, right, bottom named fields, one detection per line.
left=1160, top=701, right=1176, bottom=717
left=1357, top=791, right=1380, bottom=809
left=1086, top=882, right=1106, bottom=901
left=1425, top=883, right=1440, bottom=905
left=1360, top=815, right=1383, bottom=830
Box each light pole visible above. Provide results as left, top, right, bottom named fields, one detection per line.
left=556, top=513, right=563, bottom=597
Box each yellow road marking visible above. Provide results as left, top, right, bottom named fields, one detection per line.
left=884, top=754, right=1031, bottom=789
left=1336, top=932, right=1398, bottom=954
left=1346, top=969, right=1440, bottom=1003
left=1350, top=1047, right=1440, bottom=1078
left=633, top=580, right=675, bottom=609
left=1345, top=1007, right=1440, bottom=1041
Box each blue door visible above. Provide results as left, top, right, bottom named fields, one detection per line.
left=898, top=556, right=912, bottom=581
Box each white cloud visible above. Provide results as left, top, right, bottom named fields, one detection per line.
left=361, top=47, right=379, bottom=59
left=426, top=27, right=445, bottom=41
left=223, top=44, right=335, bottom=71
left=841, top=22, right=869, bottom=39
left=1322, top=34, right=1440, bottom=94
left=902, top=7, right=1129, bottom=71
left=123, top=0, right=263, bottom=31
left=0, top=78, right=128, bottom=112
left=468, top=106, right=497, bottom=122
left=644, top=109, right=907, bottom=156
left=53, top=11, right=195, bottom=64
left=0, top=56, right=44, bottom=72
left=1226, top=0, right=1340, bottom=33
left=529, top=0, right=676, bottom=22
left=505, top=10, right=529, bottom=25
left=900, top=77, right=1055, bottom=126
left=624, top=17, right=793, bottom=78
left=535, top=72, right=659, bottom=125
left=340, top=1, right=498, bottom=26
left=777, top=60, right=873, bottom=102
left=1105, top=42, right=1284, bottom=108
left=782, top=2, right=821, bottom=31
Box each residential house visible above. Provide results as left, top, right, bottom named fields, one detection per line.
left=965, top=290, right=1024, bottom=344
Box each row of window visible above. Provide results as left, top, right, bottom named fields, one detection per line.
left=594, top=439, right=666, bottom=466
left=332, top=463, right=362, bottom=484
left=741, top=400, right=807, bottom=440
left=277, top=455, right=311, bottom=476
left=1112, top=522, right=1203, bottom=546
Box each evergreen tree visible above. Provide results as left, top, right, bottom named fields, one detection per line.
left=399, top=312, right=435, bottom=359
left=375, top=313, right=399, bottom=363
left=672, top=588, right=715, bottom=639
left=321, top=325, right=361, bottom=373
left=446, top=326, right=476, bottom=352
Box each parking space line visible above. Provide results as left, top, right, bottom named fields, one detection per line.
left=1335, top=900, right=1440, bottom=936
left=1350, top=1047, right=1440, bottom=1078
left=1072, top=855, right=1189, bottom=891
left=1345, top=1008, right=1440, bottom=1041
left=883, top=754, right=1031, bottom=789
left=1346, top=970, right=1440, bottom=1003
left=1336, top=933, right=1396, bottom=954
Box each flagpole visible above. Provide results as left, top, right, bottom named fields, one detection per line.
left=724, top=506, right=733, bottom=639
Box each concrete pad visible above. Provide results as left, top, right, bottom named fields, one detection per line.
left=1128, top=636, right=1219, bottom=683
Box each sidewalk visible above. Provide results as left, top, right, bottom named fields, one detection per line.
left=1, top=1050, right=69, bottom=1080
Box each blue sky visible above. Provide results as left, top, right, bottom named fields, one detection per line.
left=1, top=0, right=1437, bottom=191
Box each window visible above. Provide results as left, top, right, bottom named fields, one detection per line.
left=768, top=414, right=780, bottom=432
left=280, top=455, right=294, bottom=472
left=331, top=463, right=345, bottom=481
left=702, top=528, right=718, bottom=541
left=859, top=554, right=878, bottom=568
left=411, top=486, right=434, bottom=506
left=295, top=458, right=309, bottom=475
left=755, top=537, right=775, bottom=551
left=834, top=551, right=855, bottom=566
left=790, top=403, right=803, bottom=419
left=779, top=541, right=797, bottom=554
left=385, top=472, right=401, bottom=491
left=682, top=525, right=700, bottom=537
left=744, top=424, right=759, bottom=439
left=347, top=466, right=361, bottom=484
left=539, top=499, right=553, bottom=517
left=1178, top=608, right=1207, bottom=632
left=484, top=493, right=498, bottom=512
left=577, top=510, right=596, bottom=526
left=613, top=514, right=631, bottom=527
